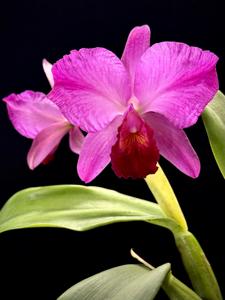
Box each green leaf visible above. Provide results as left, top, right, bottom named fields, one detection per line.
left=202, top=90, right=225, bottom=178
left=0, top=185, right=175, bottom=234
left=57, top=263, right=170, bottom=300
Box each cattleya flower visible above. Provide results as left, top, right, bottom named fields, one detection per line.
left=48, top=25, right=218, bottom=182
left=3, top=60, right=84, bottom=169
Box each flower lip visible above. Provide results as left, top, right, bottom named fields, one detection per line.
left=111, top=106, right=160, bottom=179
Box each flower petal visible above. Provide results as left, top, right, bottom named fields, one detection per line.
left=144, top=112, right=200, bottom=178
left=3, top=91, right=66, bottom=138
left=27, top=122, right=71, bottom=169
left=43, top=58, right=54, bottom=87
left=49, top=47, right=131, bottom=132
left=121, top=25, right=150, bottom=86
left=69, top=126, right=84, bottom=154
left=135, top=42, right=219, bottom=128
left=77, top=116, right=123, bottom=182
left=111, top=107, right=159, bottom=179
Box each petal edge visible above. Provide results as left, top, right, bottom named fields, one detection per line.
left=144, top=112, right=200, bottom=178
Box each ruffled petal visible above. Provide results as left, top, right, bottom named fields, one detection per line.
left=135, top=42, right=219, bottom=128
left=111, top=107, right=159, bottom=179
left=49, top=47, right=131, bottom=132
left=77, top=116, right=123, bottom=182
left=143, top=112, right=200, bottom=178
left=27, top=122, right=71, bottom=169
left=121, top=25, right=150, bottom=86
left=42, top=58, right=54, bottom=87
left=3, top=91, right=66, bottom=138
left=69, top=126, right=84, bottom=154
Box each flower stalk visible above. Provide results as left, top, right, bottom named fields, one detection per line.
left=145, top=164, right=187, bottom=231
left=145, top=166, right=222, bottom=300
left=174, top=230, right=222, bottom=300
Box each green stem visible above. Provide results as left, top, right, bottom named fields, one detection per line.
left=174, top=230, right=222, bottom=300
left=145, top=167, right=222, bottom=299
left=163, top=272, right=202, bottom=300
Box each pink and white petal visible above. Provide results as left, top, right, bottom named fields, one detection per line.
left=43, top=59, right=54, bottom=88
left=27, top=122, right=71, bottom=169
left=77, top=116, right=123, bottom=182
left=121, top=25, right=150, bottom=86
left=49, top=47, right=131, bottom=132
left=135, top=42, right=219, bottom=128
left=3, top=91, right=66, bottom=138
left=69, top=126, right=84, bottom=154
left=144, top=112, right=200, bottom=178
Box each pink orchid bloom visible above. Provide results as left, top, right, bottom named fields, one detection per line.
left=48, top=25, right=219, bottom=183
left=3, top=59, right=84, bottom=169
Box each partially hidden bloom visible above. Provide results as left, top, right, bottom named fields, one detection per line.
left=3, top=59, right=84, bottom=169
left=48, top=25, right=219, bottom=182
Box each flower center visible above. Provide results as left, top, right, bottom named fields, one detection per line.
left=128, top=96, right=140, bottom=112
left=110, top=107, right=159, bottom=179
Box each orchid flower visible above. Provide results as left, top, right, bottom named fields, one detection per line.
left=3, top=60, right=84, bottom=169
left=48, top=25, right=219, bottom=182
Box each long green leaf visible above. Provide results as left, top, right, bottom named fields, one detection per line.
left=0, top=185, right=175, bottom=233
left=202, top=90, right=225, bottom=178
left=57, top=263, right=170, bottom=300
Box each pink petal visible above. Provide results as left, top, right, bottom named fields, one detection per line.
left=43, top=59, right=54, bottom=87
left=27, top=122, right=71, bottom=169
left=143, top=112, right=200, bottom=178
left=49, top=47, right=131, bottom=132
left=77, top=116, right=123, bottom=182
left=3, top=91, right=66, bottom=138
left=69, top=126, right=84, bottom=154
left=135, top=42, right=219, bottom=128
left=111, top=106, right=159, bottom=179
left=121, top=25, right=150, bottom=86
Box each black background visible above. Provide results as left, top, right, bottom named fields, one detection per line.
left=0, top=0, right=225, bottom=299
